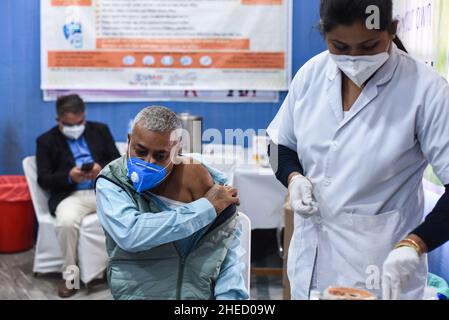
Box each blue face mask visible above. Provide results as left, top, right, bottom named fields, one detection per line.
left=126, top=147, right=170, bottom=193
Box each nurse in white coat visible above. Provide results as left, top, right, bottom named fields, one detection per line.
left=268, top=0, right=449, bottom=300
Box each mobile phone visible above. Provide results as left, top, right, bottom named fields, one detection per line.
left=81, top=162, right=94, bottom=172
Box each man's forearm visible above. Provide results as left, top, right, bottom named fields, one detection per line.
left=96, top=178, right=218, bottom=252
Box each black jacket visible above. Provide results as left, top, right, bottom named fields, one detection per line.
left=36, top=121, right=120, bottom=215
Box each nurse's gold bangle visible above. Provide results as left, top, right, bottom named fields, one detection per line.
left=394, top=239, right=422, bottom=256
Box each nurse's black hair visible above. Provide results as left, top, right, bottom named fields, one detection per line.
left=319, top=0, right=407, bottom=53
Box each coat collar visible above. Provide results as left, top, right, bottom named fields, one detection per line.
left=325, top=43, right=401, bottom=127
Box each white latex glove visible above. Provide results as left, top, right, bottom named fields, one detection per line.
left=382, top=246, right=421, bottom=300
left=288, top=175, right=319, bottom=218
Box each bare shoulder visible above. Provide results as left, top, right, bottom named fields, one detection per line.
left=178, top=156, right=214, bottom=199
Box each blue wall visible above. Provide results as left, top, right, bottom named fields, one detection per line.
left=0, top=0, right=326, bottom=175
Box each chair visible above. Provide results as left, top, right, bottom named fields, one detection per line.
left=22, top=156, right=107, bottom=285
left=238, top=212, right=251, bottom=295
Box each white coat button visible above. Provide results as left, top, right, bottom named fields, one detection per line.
left=316, top=216, right=322, bottom=225
left=323, top=179, right=331, bottom=187
left=332, top=141, right=339, bottom=149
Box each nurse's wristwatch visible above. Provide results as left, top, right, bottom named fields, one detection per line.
left=394, top=235, right=428, bottom=257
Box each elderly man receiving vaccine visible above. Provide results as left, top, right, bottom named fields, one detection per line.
left=95, top=106, right=248, bottom=300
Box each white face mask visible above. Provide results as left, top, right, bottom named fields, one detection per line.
left=330, top=44, right=390, bottom=88
left=62, top=123, right=85, bottom=140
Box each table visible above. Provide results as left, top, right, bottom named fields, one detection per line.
left=231, top=165, right=287, bottom=230
left=200, top=147, right=288, bottom=279
left=199, top=145, right=287, bottom=230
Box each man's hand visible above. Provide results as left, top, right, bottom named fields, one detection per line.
left=382, top=246, right=421, bottom=300
left=69, top=166, right=87, bottom=184
left=204, top=185, right=240, bottom=215
left=85, top=163, right=102, bottom=180
left=288, top=175, right=319, bottom=218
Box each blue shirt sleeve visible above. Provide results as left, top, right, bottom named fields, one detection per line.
left=214, top=220, right=250, bottom=300
left=95, top=177, right=217, bottom=253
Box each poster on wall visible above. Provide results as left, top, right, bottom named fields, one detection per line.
left=41, top=0, right=292, bottom=100
left=43, top=89, right=279, bottom=103
left=394, top=0, right=435, bottom=65
left=441, top=1, right=449, bottom=80
left=447, top=30, right=449, bottom=79
left=394, top=0, right=449, bottom=79
left=433, top=0, right=449, bottom=80
left=394, top=0, right=449, bottom=192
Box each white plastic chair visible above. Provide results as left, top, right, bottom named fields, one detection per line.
left=22, top=156, right=107, bottom=285
left=238, top=212, right=251, bottom=296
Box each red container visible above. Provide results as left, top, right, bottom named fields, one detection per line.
left=0, top=176, right=35, bottom=253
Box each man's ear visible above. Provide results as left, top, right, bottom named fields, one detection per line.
left=176, top=138, right=183, bottom=154
left=126, top=134, right=132, bottom=156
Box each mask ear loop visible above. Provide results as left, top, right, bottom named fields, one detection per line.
left=159, top=141, right=181, bottom=183
left=169, top=129, right=184, bottom=166
left=386, top=41, right=392, bottom=54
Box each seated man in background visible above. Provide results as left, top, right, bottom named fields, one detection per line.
left=95, top=106, right=249, bottom=300
left=36, top=94, right=120, bottom=298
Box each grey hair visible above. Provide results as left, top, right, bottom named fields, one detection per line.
left=132, top=106, right=182, bottom=133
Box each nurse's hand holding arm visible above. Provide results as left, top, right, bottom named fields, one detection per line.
left=382, top=234, right=428, bottom=300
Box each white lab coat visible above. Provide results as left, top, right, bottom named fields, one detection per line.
left=267, top=43, right=449, bottom=300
